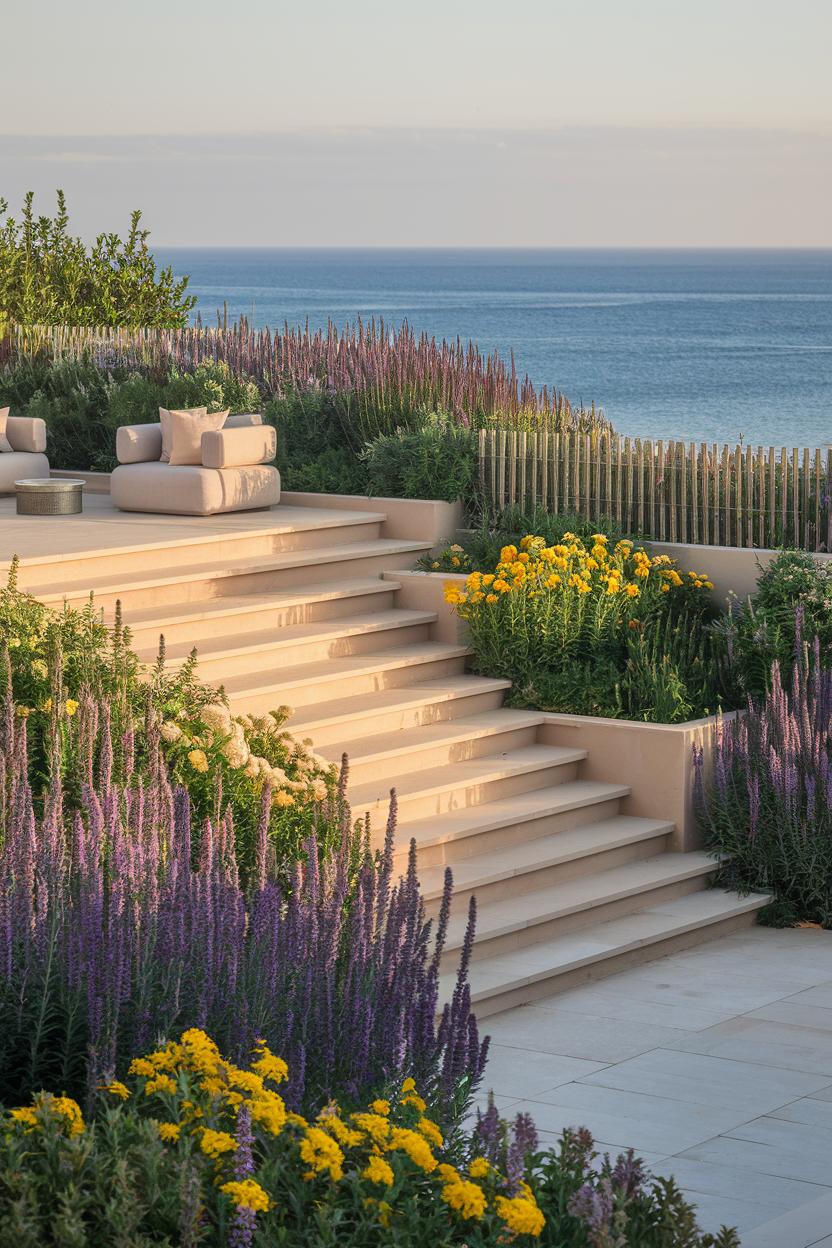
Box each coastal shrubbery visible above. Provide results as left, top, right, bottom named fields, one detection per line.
left=1, top=317, right=607, bottom=501
left=0, top=191, right=194, bottom=328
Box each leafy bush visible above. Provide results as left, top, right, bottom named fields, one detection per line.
left=265, top=387, right=368, bottom=495
left=0, top=190, right=194, bottom=328
left=0, top=356, right=260, bottom=471
left=0, top=682, right=485, bottom=1111
left=444, top=534, right=729, bottom=723
left=717, top=549, right=832, bottom=697
left=697, top=619, right=832, bottom=927
left=529, top=1127, right=738, bottom=1247
left=362, top=412, right=478, bottom=504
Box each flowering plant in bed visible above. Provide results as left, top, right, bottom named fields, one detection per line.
left=698, top=614, right=832, bottom=928
left=0, top=1036, right=738, bottom=1248
left=0, top=560, right=335, bottom=874
left=445, top=534, right=729, bottom=723
left=0, top=675, right=486, bottom=1116
left=2, top=1029, right=541, bottom=1246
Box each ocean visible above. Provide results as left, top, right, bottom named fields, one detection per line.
left=155, top=248, right=832, bottom=448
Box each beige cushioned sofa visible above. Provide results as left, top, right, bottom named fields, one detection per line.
left=111, top=414, right=280, bottom=515
left=0, top=416, right=50, bottom=491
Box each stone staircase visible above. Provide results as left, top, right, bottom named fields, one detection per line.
left=17, top=500, right=768, bottom=1019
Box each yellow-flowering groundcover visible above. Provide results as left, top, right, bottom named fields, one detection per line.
left=5, top=1030, right=545, bottom=1244
left=444, top=535, right=725, bottom=722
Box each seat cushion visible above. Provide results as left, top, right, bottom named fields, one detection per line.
left=0, top=452, right=50, bottom=493
left=110, top=462, right=280, bottom=515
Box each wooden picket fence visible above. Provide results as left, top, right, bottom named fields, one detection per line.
left=479, top=428, right=832, bottom=551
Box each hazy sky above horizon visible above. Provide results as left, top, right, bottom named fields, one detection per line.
left=4, top=0, right=832, bottom=245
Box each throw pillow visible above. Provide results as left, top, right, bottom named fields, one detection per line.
left=166, top=408, right=230, bottom=466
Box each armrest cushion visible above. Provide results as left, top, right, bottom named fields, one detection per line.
left=225, top=412, right=263, bottom=429
left=7, top=416, right=47, bottom=454
left=201, top=424, right=276, bottom=469
left=117, top=423, right=163, bottom=464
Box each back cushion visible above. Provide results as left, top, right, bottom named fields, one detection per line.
left=165, top=409, right=229, bottom=466
left=159, top=406, right=207, bottom=462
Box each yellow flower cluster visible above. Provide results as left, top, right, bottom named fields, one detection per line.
left=8, top=1034, right=546, bottom=1240
left=8, top=1094, right=85, bottom=1137
left=444, top=533, right=713, bottom=611
left=219, top=1178, right=272, bottom=1212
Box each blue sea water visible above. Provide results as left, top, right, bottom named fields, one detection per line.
left=155, top=248, right=832, bottom=448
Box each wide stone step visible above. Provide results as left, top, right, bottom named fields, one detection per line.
left=125, top=578, right=400, bottom=648
left=320, top=709, right=545, bottom=788
left=348, top=743, right=587, bottom=832
left=440, top=888, right=770, bottom=1018
left=221, top=641, right=471, bottom=713
left=390, top=779, right=631, bottom=867
left=12, top=505, right=389, bottom=590
left=420, top=815, right=674, bottom=915
left=139, top=609, right=438, bottom=679
left=32, top=538, right=431, bottom=612
left=289, top=675, right=511, bottom=747
left=442, top=852, right=717, bottom=965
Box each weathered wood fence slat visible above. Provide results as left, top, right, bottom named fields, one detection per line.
left=478, top=429, right=832, bottom=552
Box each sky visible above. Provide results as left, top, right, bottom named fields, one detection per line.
left=3, top=0, right=832, bottom=246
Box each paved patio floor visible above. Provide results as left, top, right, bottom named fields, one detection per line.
left=478, top=925, right=832, bottom=1246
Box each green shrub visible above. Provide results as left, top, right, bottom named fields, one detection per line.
left=265, top=388, right=368, bottom=494
left=0, top=190, right=194, bottom=329
left=362, top=412, right=478, bottom=505
left=716, top=549, right=832, bottom=697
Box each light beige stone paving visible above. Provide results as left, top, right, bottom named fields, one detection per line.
left=479, top=927, right=832, bottom=1245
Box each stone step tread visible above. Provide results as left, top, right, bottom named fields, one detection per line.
left=136, top=608, right=437, bottom=663
left=123, top=578, right=398, bottom=630
left=444, top=852, right=716, bottom=948
left=440, top=889, right=770, bottom=1004
left=289, top=675, right=512, bottom=733
left=33, top=538, right=431, bottom=601
left=220, top=641, right=471, bottom=697
left=418, top=814, right=674, bottom=899
left=317, top=708, right=545, bottom=767
left=348, top=744, right=587, bottom=811
left=391, top=779, right=632, bottom=855
left=11, top=504, right=390, bottom=570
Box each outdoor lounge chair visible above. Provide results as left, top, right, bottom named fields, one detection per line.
left=0, top=414, right=50, bottom=492
left=110, top=413, right=280, bottom=516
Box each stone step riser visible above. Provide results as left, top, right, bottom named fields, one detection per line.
left=16, top=519, right=385, bottom=591
left=299, top=688, right=508, bottom=749
left=442, top=872, right=711, bottom=970
left=468, top=910, right=760, bottom=1018
left=343, top=723, right=541, bottom=790
left=423, top=831, right=672, bottom=920
left=162, top=622, right=435, bottom=683
left=353, top=759, right=582, bottom=833
left=388, top=795, right=625, bottom=868
left=127, top=588, right=399, bottom=650
left=56, top=548, right=428, bottom=614
left=227, top=654, right=468, bottom=715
